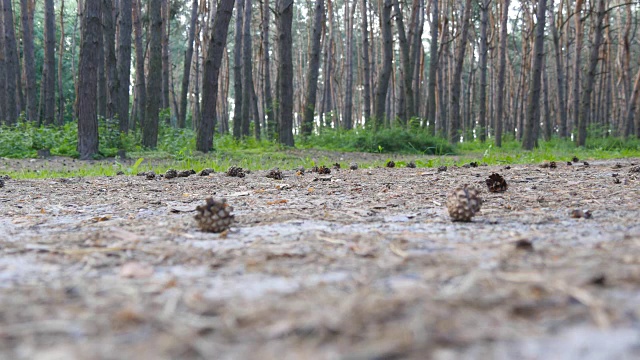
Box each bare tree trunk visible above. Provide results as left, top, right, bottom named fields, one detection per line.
left=572, top=0, right=584, bottom=136
left=197, top=0, right=234, bottom=152
left=549, top=0, right=567, bottom=138
left=276, top=0, right=294, bottom=146
left=542, top=56, right=552, bottom=140
left=57, top=0, right=65, bottom=124
left=447, top=0, right=472, bottom=143
left=102, top=0, right=118, bottom=120
left=522, top=0, right=546, bottom=149
left=393, top=0, right=414, bottom=124
left=20, top=0, right=36, bottom=121
left=117, top=0, right=132, bottom=132
left=240, top=0, right=253, bottom=137
left=373, top=0, right=393, bottom=129
left=161, top=0, right=171, bottom=115
left=477, top=0, right=489, bottom=141
left=143, top=0, right=162, bottom=148
left=0, top=1, right=6, bottom=123
left=343, top=0, right=356, bottom=129
left=360, top=0, right=371, bottom=126
left=495, top=0, right=509, bottom=147
left=301, top=0, right=324, bottom=136
left=261, top=0, right=276, bottom=139
left=576, top=0, right=605, bottom=146
left=78, top=0, right=101, bottom=159
left=2, top=0, right=18, bottom=123
left=178, top=0, right=198, bottom=128
left=426, top=0, right=438, bottom=132
left=232, top=0, right=244, bottom=139
left=132, top=0, right=146, bottom=129
left=42, top=0, right=56, bottom=124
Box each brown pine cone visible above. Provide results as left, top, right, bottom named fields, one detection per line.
left=486, top=173, right=508, bottom=193
left=446, top=186, right=482, bottom=222
left=195, top=198, right=235, bottom=233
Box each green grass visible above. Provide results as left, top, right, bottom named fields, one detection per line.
left=1, top=122, right=639, bottom=179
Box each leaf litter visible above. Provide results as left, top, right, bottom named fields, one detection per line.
left=0, top=158, right=640, bottom=359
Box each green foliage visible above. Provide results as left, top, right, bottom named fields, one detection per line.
left=299, top=128, right=454, bottom=155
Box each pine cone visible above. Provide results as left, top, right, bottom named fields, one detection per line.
left=226, top=166, right=246, bottom=178
left=386, top=160, right=396, bottom=168
left=318, top=165, right=331, bottom=174
left=198, top=168, right=214, bottom=176
left=0, top=178, right=4, bottom=188
left=349, top=162, right=358, bottom=170
left=572, top=156, right=579, bottom=163
left=266, top=168, right=283, bottom=180
left=165, top=169, right=178, bottom=179
left=446, top=186, right=482, bottom=222
left=437, top=166, right=447, bottom=172
left=195, top=198, right=235, bottom=233
left=486, top=173, right=508, bottom=193
left=333, top=162, right=341, bottom=169
left=145, top=171, right=156, bottom=180
left=407, top=161, right=416, bottom=168
left=177, top=170, right=192, bottom=177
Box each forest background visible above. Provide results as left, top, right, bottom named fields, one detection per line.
left=0, top=0, right=638, bottom=163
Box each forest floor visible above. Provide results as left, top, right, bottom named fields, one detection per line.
left=1, top=154, right=640, bottom=359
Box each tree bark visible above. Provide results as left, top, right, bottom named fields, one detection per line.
left=276, top=0, right=294, bottom=146
left=301, top=0, right=324, bottom=136
left=161, top=0, right=171, bottom=115
left=78, top=0, right=101, bottom=159
left=117, top=0, right=132, bottom=132
left=20, top=0, right=36, bottom=122
left=178, top=0, right=198, bottom=128
left=447, top=0, right=472, bottom=143
left=426, top=0, right=438, bottom=132
left=577, top=0, right=606, bottom=146
left=143, top=0, right=163, bottom=148
left=393, top=0, right=414, bottom=124
left=373, top=0, right=393, bottom=129
left=0, top=1, right=7, bottom=123
left=2, top=0, right=18, bottom=123
left=241, top=0, right=253, bottom=137
left=572, top=0, right=584, bottom=136
left=232, top=0, right=244, bottom=139
left=132, top=0, right=146, bottom=129
left=477, top=0, right=489, bottom=141
left=360, top=0, right=371, bottom=126
left=102, top=0, right=118, bottom=120
left=495, top=0, right=509, bottom=147
left=260, top=0, right=276, bottom=139
left=522, top=0, right=547, bottom=150
left=43, top=0, right=56, bottom=125
left=197, top=0, right=234, bottom=152
left=342, top=0, right=356, bottom=129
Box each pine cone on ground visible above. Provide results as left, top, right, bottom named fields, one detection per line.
left=572, top=156, right=579, bottom=163
left=165, top=169, right=178, bottom=179
left=446, top=186, right=482, bottom=222
left=386, top=160, right=396, bottom=168
left=407, top=161, right=416, bottom=168
left=437, top=166, right=447, bottom=172
left=318, top=166, right=331, bottom=174
left=177, top=170, right=192, bottom=177
left=333, top=162, right=341, bottom=169
left=0, top=178, right=4, bottom=188
left=266, top=168, right=283, bottom=180
left=486, top=173, right=508, bottom=193
left=145, top=171, right=156, bottom=180
left=195, top=198, right=235, bottom=233
left=349, top=162, right=358, bottom=170
left=226, top=166, right=246, bottom=178
left=198, top=168, right=214, bottom=176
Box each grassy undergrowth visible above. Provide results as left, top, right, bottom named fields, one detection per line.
left=1, top=122, right=639, bottom=179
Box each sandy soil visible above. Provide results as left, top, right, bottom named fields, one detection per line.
left=1, top=157, right=640, bottom=359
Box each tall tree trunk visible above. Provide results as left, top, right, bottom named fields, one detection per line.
left=43, top=0, right=56, bottom=125
left=373, top=0, right=392, bottom=129
left=542, top=55, right=552, bottom=140
left=276, top=0, right=294, bottom=146
left=2, top=0, right=18, bottom=123
left=102, top=0, right=118, bottom=120
left=447, top=0, right=472, bottom=143
left=197, top=0, right=234, bottom=152
left=161, top=0, right=171, bottom=115
left=117, top=0, right=132, bottom=132
left=20, top=0, right=36, bottom=121
left=522, top=0, right=546, bottom=150
left=393, top=0, right=414, bottom=124
left=143, top=0, right=163, bottom=148
left=241, top=0, right=252, bottom=137
left=572, top=0, right=584, bottom=136
left=624, top=67, right=640, bottom=138
left=301, top=0, right=324, bottom=136
left=477, top=0, right=489, bottom=141
left=57, top=0, right=65, bottom=125
left=426, top=0, right=438, bottom=132
left=0, top=0, right=6, bottom=123
left=576, top=0, right=606, bottom=146
left=549, top=0, right=567, bottom=138
left=232, top=0, right=244, bottom=139
left=178, top=0, right=198, bottom=128
left=78, top=0, right=101, bottom=159
left=494, top=0, right=509, bottom=147
left=260, top=0, right=276, bottom=139
left=342, top=0, right=356, bottom=129
left=360, top=0, right=371, bottom=126
left=132, top=0, right=146, bottom=129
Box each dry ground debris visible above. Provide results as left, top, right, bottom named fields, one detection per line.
left=1, top=158, right=640, bottom=359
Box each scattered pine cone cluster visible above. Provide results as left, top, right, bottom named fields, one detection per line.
left=486, top=173, right=508, bottom=193
left=266, top=168, right=283, bottom=180
left=446, top=186, right=482, bottom=222
left=195, top=198, right=235, bottom=233
left=226, top=166, right=246, bottom=178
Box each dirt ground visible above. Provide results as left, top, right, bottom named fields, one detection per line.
left=1, top=156, right=640, bottom=360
